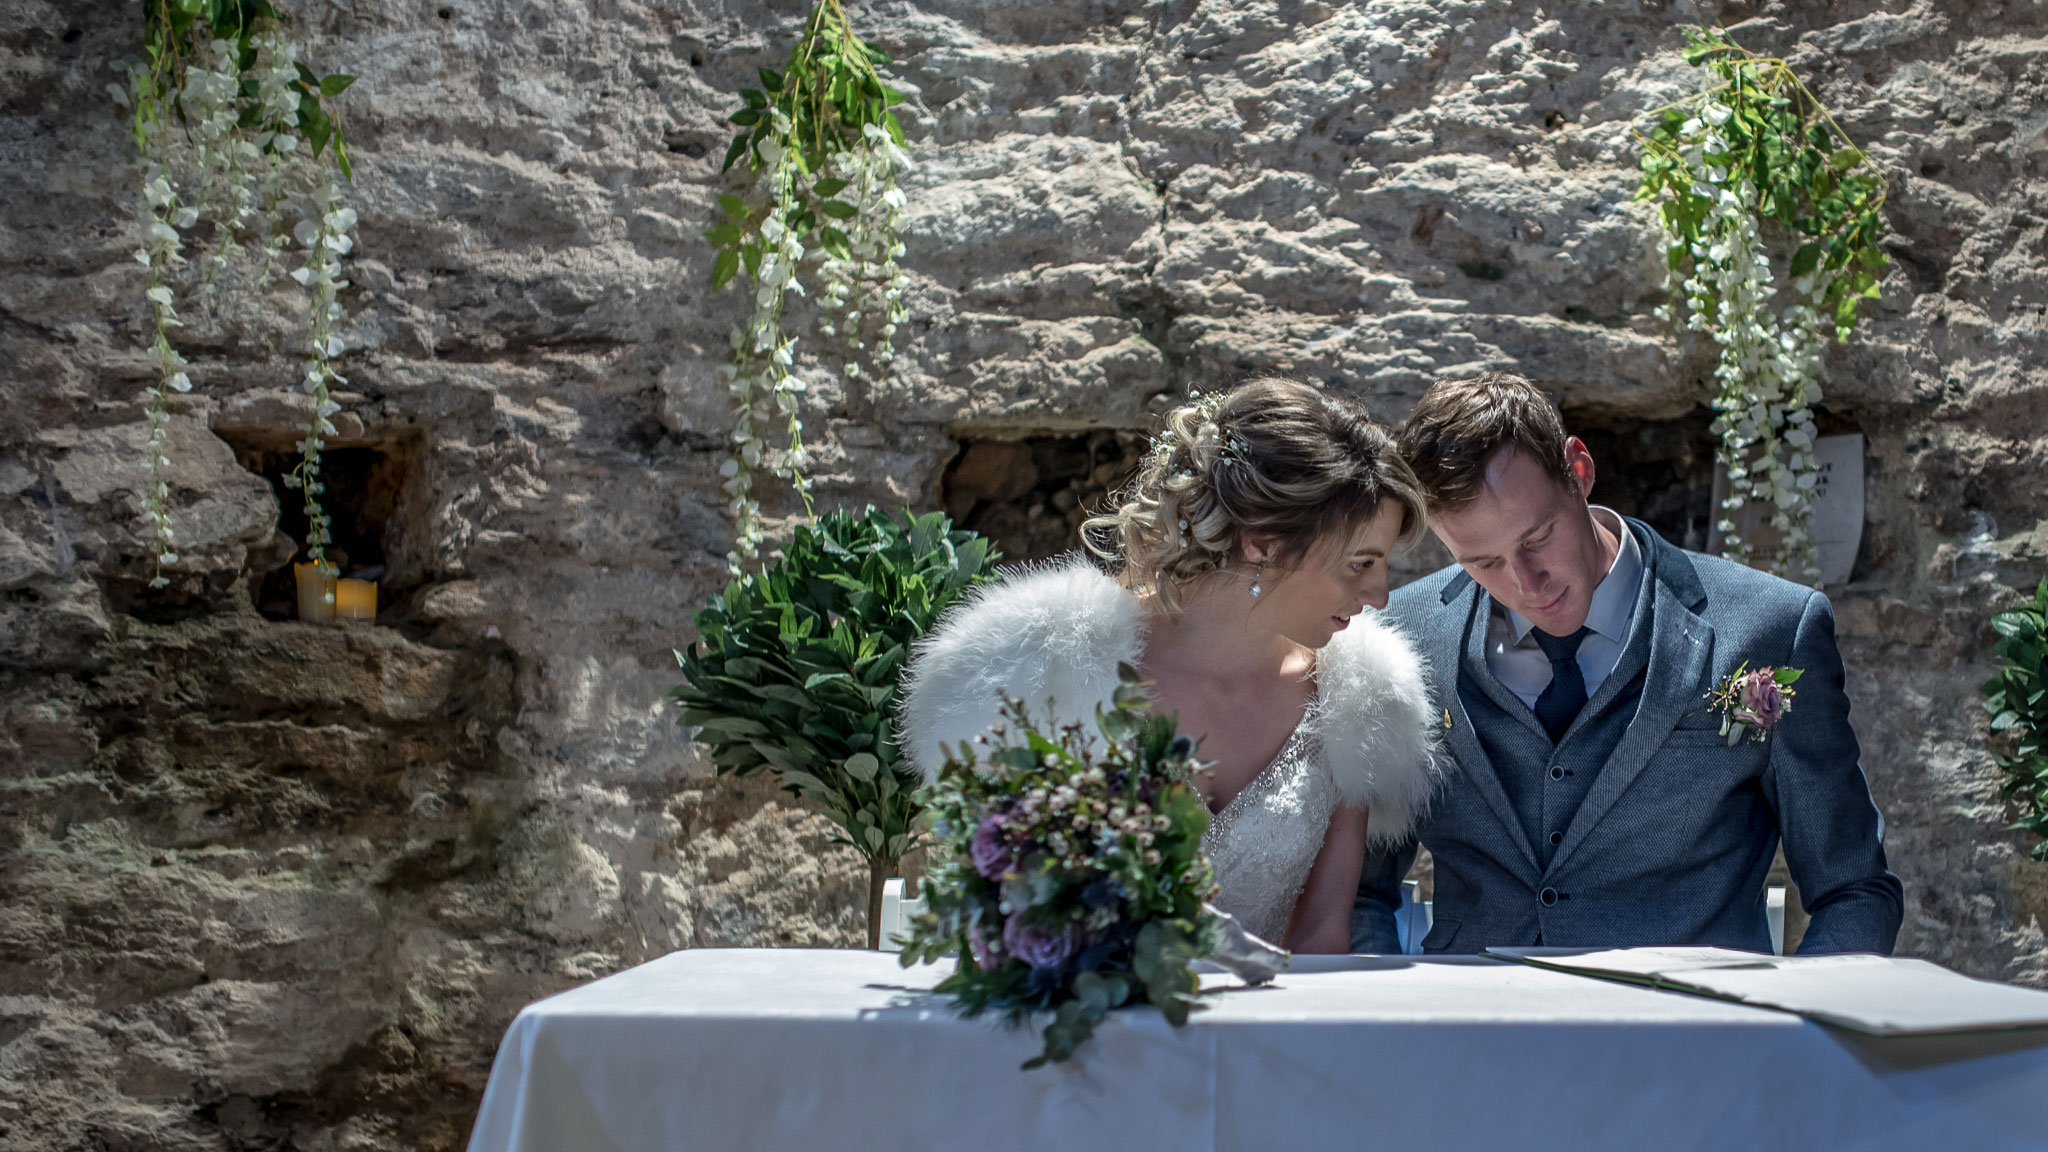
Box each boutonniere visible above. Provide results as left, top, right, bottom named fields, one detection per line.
left=1707, top=662, right=1803, bottom=745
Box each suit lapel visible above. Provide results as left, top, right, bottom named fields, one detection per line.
left=1433, top=575, right=1540, bottom=875
left=1549, top=526, right=1714, bottom=874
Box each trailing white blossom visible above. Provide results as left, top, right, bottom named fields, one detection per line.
left=708, top=2, right=915, bottom=572
left=1656, top=96, right=1828, bottom=584
left=1639, top=29, right=1886, bottom=588
left=817, top=123, right=912, bottom=377
left=252, top=29, right=307, bottom=283
left=720, top=117, right=916, bottom=572
left=282, top=180, right=358, bottom=566
left=720, top=111, right=805, bottom=570
left=138, top=164, right=191, bottom=589
left=115, top=18, right=357, bottom=586
left=182, top=36, right=258, bottom=294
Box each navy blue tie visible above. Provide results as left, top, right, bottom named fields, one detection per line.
left=1532, top=626, right=1592, bottom=743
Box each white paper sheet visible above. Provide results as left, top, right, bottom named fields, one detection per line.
left=1486, top=946, right=2048, bottom=1035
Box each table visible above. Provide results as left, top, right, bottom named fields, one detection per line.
left=467, top=949, right=2048, bottom=1152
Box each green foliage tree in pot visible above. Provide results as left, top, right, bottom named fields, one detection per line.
left=672, top=508, right=998, bottom=948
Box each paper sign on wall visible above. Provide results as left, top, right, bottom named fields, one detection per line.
left=1707, top=433, right=1865, bottom=586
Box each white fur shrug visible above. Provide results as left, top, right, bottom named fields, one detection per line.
left=898, top=558, right=1442, bottom=849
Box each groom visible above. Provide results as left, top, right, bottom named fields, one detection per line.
left=1353, top=372, right=1902, bottom=955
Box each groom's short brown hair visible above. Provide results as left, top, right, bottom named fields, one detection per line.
left=1397, top=371, right=1577, bottom=512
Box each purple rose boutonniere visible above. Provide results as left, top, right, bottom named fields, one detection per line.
left=1707, top=662, right=1803, bottom=745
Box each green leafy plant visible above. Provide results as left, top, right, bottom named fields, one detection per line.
left=705, top=0, right=911, bottom=571
left=1985, top=580, right=2048, bottom=860
left=897, top=668, right=1222, bottom=1068
left=114, top=0, right=358, bottom=587
left=1636, top=26, right=1888, bottom=583
left=671, top=508, right=996, bottom=947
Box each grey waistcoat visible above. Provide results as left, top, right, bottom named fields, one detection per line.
left=1462, top=567, right=1652, bottom=875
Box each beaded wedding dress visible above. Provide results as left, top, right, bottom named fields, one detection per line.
left=1202, top=721, right=1336, bottom=943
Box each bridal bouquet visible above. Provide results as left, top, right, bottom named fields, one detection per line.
left=897, top=664, right=1224, bottom=1068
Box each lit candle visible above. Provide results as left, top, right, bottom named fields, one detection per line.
left=335, top=578, right=377, bottom=622
left=295, top=561, right=337, bottom=623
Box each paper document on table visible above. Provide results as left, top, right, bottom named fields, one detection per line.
left=1485, top=947, right=2048, bottom=1036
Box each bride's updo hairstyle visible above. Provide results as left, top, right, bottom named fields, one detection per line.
left=1083, top=378, right=1427, bottom=615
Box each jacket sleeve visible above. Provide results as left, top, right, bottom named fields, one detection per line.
left=1767, top=591, right=1905, bottom=954
left=1351, top=836, right=1420, bottom=953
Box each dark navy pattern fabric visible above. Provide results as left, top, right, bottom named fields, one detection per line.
left=1530, top=625, right=1592, bottom=743
left=1353, top=518, right=1903, bottom=956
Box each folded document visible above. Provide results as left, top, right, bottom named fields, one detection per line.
left=1486, top=947, right=2048, bottom=1036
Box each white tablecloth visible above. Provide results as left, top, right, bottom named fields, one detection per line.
left=466, top=948, right=2048, bottom=1152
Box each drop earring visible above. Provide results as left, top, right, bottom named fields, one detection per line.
left=1248, top=562, right=1264, bottom=599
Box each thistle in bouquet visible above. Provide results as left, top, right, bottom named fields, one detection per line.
left=898, top=663, right=1223, bottom=1068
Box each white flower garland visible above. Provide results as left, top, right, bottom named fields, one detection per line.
left=1656, top=96, right=1830, bottom=584
left=282, top=179, right=357, bottom=566
left=137, top=166, right=193, bottom=587
left=717, top=116, right=911, bottom=573
left=817, top=122, right=911, bottom=377
left=718, top=111, right=805, bottom=571
left=253, top=30, right=309, bottom=282
left=114, top=23, right=357, bottom=586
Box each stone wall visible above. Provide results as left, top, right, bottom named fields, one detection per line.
left=2, top=0, right=2045, bottom=1146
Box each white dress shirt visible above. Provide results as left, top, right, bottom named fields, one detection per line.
left=1484, top=507, right=1644, bottom=709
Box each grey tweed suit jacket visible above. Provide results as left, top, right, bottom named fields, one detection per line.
left=1353, top=518, right=1903, bottom=955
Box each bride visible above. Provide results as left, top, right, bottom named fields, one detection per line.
left=900, top=379, right=1440, bottom=952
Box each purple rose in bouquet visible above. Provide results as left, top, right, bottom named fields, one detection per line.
left=1002, top=912, right=1081, bottom=972
left=969, top=813, right=1015, bottom=880
left=1732, top=668, right=1788, bottom=729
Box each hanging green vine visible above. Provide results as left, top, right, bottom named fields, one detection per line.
left=1985, top=581, right=2048, bottom=861
left=1635, top=27, right=1888, bottom=584
left=113, top=0, right=357, bottom=587
left=705, top=0, right=911, bottom=571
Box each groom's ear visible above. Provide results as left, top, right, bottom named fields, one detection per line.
left=1563, top=436, right=1596, bottom=501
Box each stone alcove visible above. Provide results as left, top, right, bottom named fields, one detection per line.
left=1565, top=404, right=1722, bottom=554
left=940, top=430, right=1148, bottom=563
left=210, top=396, right=429, bottom=621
